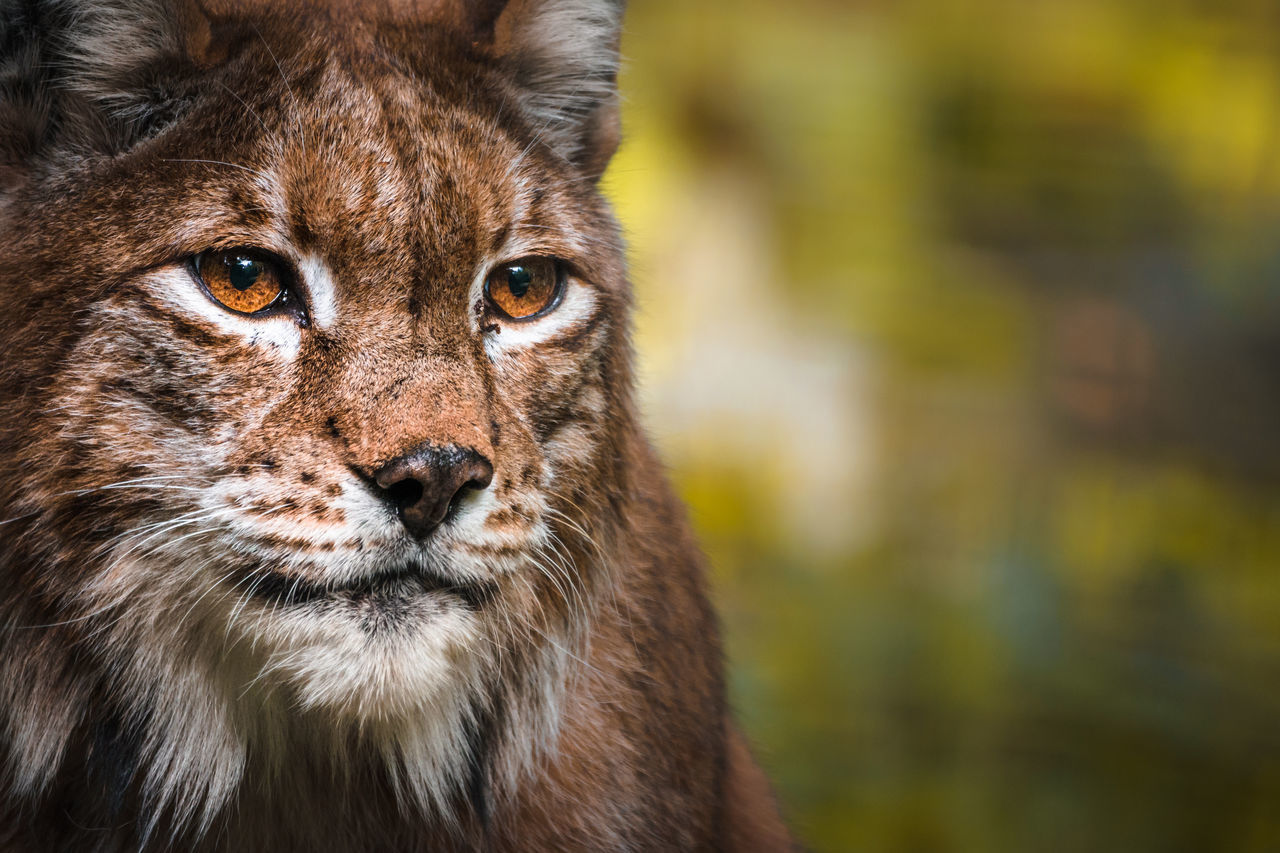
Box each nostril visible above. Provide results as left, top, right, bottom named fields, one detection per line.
left=384, top=478, right=424, bottom=514
left=446, top=466, right=492, bottom=520
left=370, top=444, right=494, bottom=539
left=465, top=458, right=495, bottom=492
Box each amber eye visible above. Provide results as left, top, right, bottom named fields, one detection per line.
left=484, top=257, right=562, bottom=321
left=195, top=249, right=289, bottom=315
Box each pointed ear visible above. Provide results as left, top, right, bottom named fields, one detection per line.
left=0, top=0, right=213, bottom=172
left=373, top=0, right=624, bottom=178
left=487, top=0, right=625, bottom=181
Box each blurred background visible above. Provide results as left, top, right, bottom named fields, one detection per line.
left=602, top=1, right=1280, bottom=850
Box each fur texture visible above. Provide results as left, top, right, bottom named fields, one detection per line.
left=0, top=1, right=792, bottom=850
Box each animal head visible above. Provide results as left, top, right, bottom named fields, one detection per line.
left=0, top=0, right=631, bottom=836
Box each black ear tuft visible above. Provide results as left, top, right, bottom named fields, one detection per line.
left=491, top=0, right=625, bottom=181
left=0, top=0, right=208, bottom=176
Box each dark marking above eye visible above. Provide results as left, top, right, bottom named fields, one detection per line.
left=488, top=226, right=510, bottom=256
left=292, top=211, right=316, bottom=246
left=326, top=416, right=342, bottom=438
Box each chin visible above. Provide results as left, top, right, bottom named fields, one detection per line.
left=225, top=566, right=496, bottom=724
left=259, top=596, right=486, bottom=723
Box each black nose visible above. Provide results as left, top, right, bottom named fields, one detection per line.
left=372, top=444, right=494, bottom=539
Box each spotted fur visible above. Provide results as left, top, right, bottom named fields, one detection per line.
left=0, top=1, right=791, bottom=850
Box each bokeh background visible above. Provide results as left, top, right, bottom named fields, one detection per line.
left=602, top=1, right=1280, bottom=850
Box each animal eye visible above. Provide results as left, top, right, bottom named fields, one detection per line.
left=194, top=249, right=290, bottom=315
left=484, top=257, right=562, bottom=321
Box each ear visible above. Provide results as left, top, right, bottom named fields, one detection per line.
left=0, top=0, right=212, bottom=173
left=486, top=0, right=626, bottom=181
left=386, top=0, right=625, bottom=179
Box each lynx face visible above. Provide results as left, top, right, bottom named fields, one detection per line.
left=50, top=44, right=627, bottom=713
left=1, top=0, right=636, bottom=835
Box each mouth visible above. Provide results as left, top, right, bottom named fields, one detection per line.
left=245, top=563, right=495, bottom=611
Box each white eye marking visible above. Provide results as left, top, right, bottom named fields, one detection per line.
left=150, top=267, right=302, bottom=355
left=297, top=253, right=338, bottom=330
left=482, top=278, right=599, bottom=356
left=470, top=244, right=600, bottom=357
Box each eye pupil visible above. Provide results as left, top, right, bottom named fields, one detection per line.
left=485, top=256, right=560, bottom=321
left=227, top=256, right=261, bottom=292
left=195, top=248, right=290, bottom=316
left=505, top=265, right=533, bottom=299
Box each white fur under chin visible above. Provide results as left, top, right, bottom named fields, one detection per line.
left=230, top=597, right=505, bottom=833
left=5, top=538, right=577, bottom=844
left=249, top=594, right=487, bottom=723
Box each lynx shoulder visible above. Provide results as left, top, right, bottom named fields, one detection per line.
left=0, top=1, right=791, bottom=849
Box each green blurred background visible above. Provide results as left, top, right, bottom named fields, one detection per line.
left=602, top=1, right=1280, bottom=850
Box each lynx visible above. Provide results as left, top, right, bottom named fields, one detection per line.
left=0, top=0, right=791, bottom=850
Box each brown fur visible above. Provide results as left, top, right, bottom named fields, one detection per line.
left=0, top=1, right=792, bottom=849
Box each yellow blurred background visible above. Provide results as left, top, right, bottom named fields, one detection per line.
left=603, top=1, right=1280, bottom=850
